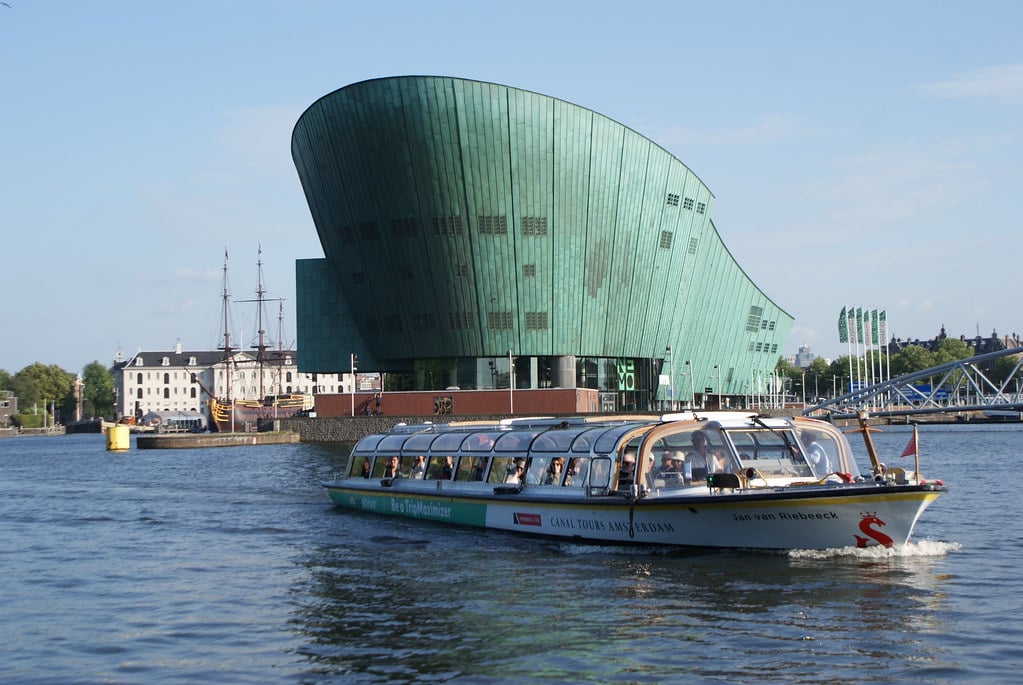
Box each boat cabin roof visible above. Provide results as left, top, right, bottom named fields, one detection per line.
left=351, top=412, right=860, bottom=481
left=355, top=416, right=652, bottom=458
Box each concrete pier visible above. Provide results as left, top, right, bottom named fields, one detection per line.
left=136, top=431, right=300, bottom=450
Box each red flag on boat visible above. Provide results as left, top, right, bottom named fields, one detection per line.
left=900, top=431, right=917, bottom=458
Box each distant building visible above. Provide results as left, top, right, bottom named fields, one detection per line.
left=889, top=326, right=1022, bottom=357
left=110, top=342, right=348, bottom=422
left=0, top=390, right=17, bottom=427
left=791, top=344, right=821, bottom=369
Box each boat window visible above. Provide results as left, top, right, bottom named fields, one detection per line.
left=348, top=455, right=373, bottom=478
left=564, top=457, right=589, bottom=486
left=617, top=439, right=641, bottom=488
left=372, top=455, right=399, bottom=478
left=427, top=456, right=454, bottom=480
left=489, top=457, right=526, bottom=484
left=354, top=435, right=384, bottom=452
left=641, top=425, right=736, bottom=481
left=729, top=432, right=758, bottom=460
left=727, top=429, right=813, bottom=478
left=792, top=423, right=859, bottom=478
left=453, top=457, right=474, bottom=481
left=530, top=455, right=566, bottom=485
left=465, top=432, right=498, bottom=452
left=400, top=455, right=427, bottom=479
left=589, top=457, right=612, bottom=489
left=456, top=456, right=491, bottom=481
left=494, top=431, right=539, bottom=452
left=529, top=430, right=575, bottom=452
left=402, top=433, right=441, bottom=453
left=431, top=432, right=470, bottom=452
left=593, top=424, right=650, bottom=455
left=378, top=434, right=410, bottom=452
left=570, top=429, right=602, bottom=453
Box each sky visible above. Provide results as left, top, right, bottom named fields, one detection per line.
left=2, top=1, right=1021, bottom=374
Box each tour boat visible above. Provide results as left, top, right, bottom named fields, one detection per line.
left=323, top=412, right=945, bottom=550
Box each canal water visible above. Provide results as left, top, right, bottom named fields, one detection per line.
left=0, top=423, right=1019, bottom=683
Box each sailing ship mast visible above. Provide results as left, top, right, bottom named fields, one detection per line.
left=217, top=248, right=234, bottom=405
left=237, top=244, right=282, bottom=401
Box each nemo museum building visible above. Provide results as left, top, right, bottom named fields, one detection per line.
left=291, top=76, right=791, bottom=415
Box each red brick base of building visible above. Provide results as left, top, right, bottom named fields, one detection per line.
left=314, top=388, right=602, bottom=418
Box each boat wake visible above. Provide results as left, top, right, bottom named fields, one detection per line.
left=788, top=539, right=961, bottom=560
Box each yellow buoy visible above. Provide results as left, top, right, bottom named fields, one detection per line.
left=106, top=424, right=130, bottom=451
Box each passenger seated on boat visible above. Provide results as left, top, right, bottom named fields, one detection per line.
left=688, top=431, right=735, bottom=479
left=686, top=431, right=712, bottom=478
left=410, top=455, right=427, bottom=479
left=382, top=456, right=399, bottom=478
left=441, top=456, right=454, bottom=480
left=544, top=457, right=565, bottom=485
left=564, top=457, right=588, bottom=486
left=652, top=450, right=677, bottom=479
left=505, top=458, right=525, bottom=484
left=360, top=457, right=371, bottom=479
left=471, top=457, right=491, bottom=481
left=618, top=450, right=637, bottom=487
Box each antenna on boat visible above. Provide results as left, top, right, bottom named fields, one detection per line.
left=853, top=410, right=884, bottom=478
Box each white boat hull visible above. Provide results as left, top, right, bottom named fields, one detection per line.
left=325, top=480, right=942, bottom=550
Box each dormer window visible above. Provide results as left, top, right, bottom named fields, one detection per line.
left=135, top=357, right=144, bottom=366
left=161, top=357, right=170, bottom=366
left=188, top=356, right=197, bottom=366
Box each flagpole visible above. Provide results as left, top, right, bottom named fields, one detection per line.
left=913, top=423, right=920, bottom=482
left=846, top=307, right=854, bottom=396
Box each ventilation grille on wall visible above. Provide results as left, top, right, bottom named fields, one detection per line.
left=478, top=215, right=508, bottom=235
left=487, top=311, right=514, bottom=330
left=521, top=217, right=548, bottom=236
left=432, top=216, right=463, bottom=236
left=524, top=312, right=549, bottom=330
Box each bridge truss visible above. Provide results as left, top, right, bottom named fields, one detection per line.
left=805, top=346, right=1023, bottom=421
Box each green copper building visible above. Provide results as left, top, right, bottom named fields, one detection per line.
left=291, top=76, right=791, bottom=410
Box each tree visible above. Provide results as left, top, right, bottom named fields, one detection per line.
left=932, top=338, right=972, bottom=366
left=991, top=354, right=1022, bottom=388
left=890, top=345, right=935, bottom=377
left=10, top=363, right=74, bottom=419
left=774, top=358, right=802, bottom=398
left=828, top=356, right=853, bottom=394
left=805, top=357, right=830, bottom=398
left=0, top=368, right=11, bottom=391
left=81, top=361, right=115, bottom=418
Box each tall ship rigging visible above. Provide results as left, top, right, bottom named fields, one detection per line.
left=206, top=247, right=313, bottom=432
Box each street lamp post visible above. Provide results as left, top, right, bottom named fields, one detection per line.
left=350, top=353, right=358, bottom=417
left=713, top=365, right=721, bottom=409
left=508, top=350, right=514, bottom=414
left=684, top=360, right=695, bottom=409
left=665, top=345, right=674, bottom=411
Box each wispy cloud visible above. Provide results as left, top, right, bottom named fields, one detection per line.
left=787, top=141, right=990, bottom=239
left=652, top=114, right=815, bottom=146
left=919, top=64, right=1023, bottom=104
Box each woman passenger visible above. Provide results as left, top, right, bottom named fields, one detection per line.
left=545, top=457, right=565, bottom=485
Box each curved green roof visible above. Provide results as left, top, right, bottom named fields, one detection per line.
left=291, top=76, right=791, bottom=396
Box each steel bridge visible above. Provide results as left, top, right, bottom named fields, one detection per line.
left=804, top=346, right=1023, bottom=421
